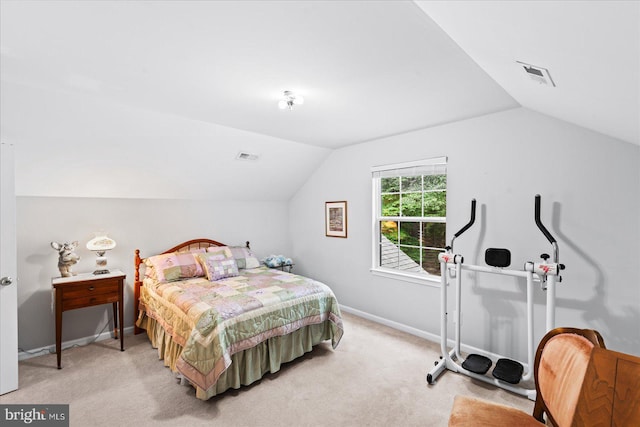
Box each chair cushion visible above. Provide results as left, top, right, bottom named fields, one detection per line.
left=448, top=395, right=544, bottom=427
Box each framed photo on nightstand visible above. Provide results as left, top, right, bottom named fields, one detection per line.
left=325, top=201, right=347, bottom=238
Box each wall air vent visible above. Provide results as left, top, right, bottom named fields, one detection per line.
left=236, top=151, right=260, bottom=161
left=516, top=61, right=556, bottom=87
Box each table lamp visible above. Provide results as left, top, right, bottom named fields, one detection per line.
left=86, top=234, right=116, bottom=275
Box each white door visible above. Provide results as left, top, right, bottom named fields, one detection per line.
left=0, top=142, right=18, bottom=395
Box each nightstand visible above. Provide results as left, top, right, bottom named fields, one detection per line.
left=52, top=270, right=125, bottom=369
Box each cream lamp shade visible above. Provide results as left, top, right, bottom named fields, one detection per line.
left=86, top=234, right=116, bottom=274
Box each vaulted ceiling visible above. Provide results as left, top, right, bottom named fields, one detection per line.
left=416, top=1, right=639, bottom=147
left=1, top=1, right=637, bottom=200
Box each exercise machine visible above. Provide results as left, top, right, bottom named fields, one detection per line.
left=426, top=195, right=564, bottom=400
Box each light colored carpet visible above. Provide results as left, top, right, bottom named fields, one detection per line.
left=0, top=312, right=533, bottom=426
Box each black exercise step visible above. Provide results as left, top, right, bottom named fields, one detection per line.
left=492, top=358, right=524, bottom=384
left=461, top=354, right=492, bottom=375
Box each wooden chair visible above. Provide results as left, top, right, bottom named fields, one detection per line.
left=448, top=327, right=606, bottom=427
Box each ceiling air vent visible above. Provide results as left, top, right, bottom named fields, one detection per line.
left=236, top=151, right=260, bottom=161
left=516, top=61, right=556, bottom=87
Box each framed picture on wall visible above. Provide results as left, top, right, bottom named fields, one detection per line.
left=325, top=201, right=347, bottom=238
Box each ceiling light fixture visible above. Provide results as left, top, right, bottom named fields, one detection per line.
left=278, top=90, right=304, bottom=110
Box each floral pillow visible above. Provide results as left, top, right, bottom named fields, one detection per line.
left=145, top=251, right=204, bottom=283
left=196, top=252, right=239, bottom=281
left=143, top=258, right=157, bottom=279
left=228, top=246, right=261, bottom=269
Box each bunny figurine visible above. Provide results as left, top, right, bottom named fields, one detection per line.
left=51, top=241, right=80, bottom=277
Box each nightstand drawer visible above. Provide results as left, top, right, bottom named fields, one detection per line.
left=63, top=293, right=119, bottom=310
left=61, top=279, right=120, bottom=301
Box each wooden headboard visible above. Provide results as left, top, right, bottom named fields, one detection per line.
left=133, top=238, right=249, bottom=334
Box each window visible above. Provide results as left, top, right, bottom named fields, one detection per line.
left=371, top=157, right=447, bottom=282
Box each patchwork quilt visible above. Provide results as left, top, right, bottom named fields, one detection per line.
left=139, top=266, right=343, bottom=391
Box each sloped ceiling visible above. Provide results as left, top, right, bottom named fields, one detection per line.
left=415, top=1, right=640, bottom=146
left=1, top=1, right=516, bottom=147
left=1, top=1, right=637, bottom=201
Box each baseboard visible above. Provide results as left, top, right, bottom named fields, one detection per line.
left=339, top=304, right=530, bottom=369
left=18, top=326, right=135, bottom=361
left=340, top=304, right=441, bottom=342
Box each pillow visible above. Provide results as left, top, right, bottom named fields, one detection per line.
left=205, top=245, right=234, bottom=259
left=263, top=255, right=292, bottom=268
left=196, top=252, right=239, bottom=281
left=146, top=252, right=204, bottom=283
left=143, top=258, right=157, bottom=280
left=228, top=246, right=260, bottom=269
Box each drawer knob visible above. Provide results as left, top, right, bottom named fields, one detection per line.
left=88, top=286, right=95, bottom=291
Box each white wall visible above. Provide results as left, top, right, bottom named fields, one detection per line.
left=16, top=196, right=290, bottom=351
left=289, top=107, right=640, bottom=357
left=15, top=107, right=640, bottom=358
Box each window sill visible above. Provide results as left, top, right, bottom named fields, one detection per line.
left=370, top=267, right=440, bottom=287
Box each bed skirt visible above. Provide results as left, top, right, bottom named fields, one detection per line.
left=137, top=313, right=335, bottom=400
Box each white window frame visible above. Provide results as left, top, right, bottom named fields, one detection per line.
left=371, top=156, right=447, bottom=285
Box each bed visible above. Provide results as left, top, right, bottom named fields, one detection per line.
left=134, top=238, right=343, bottom=400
